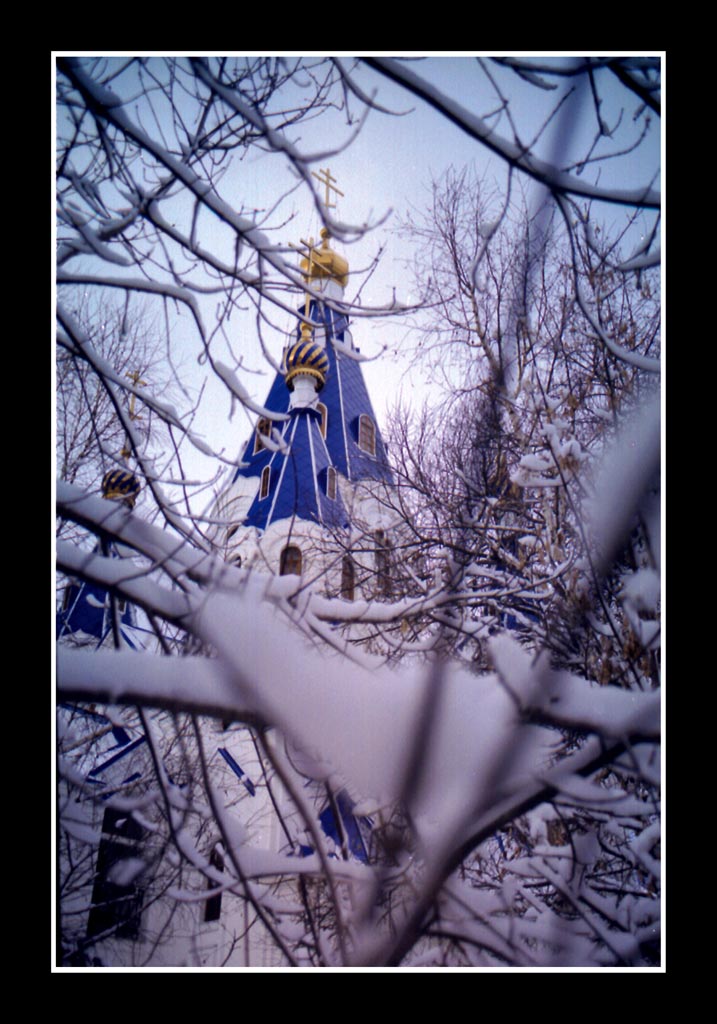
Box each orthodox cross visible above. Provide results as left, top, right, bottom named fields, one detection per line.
left=288, top=236, right=321, bottom=330
left=312, top=167, right=344, bottom=210
left=125, top=369, right=147, bottom=420
left=121, top=369, right=147, bottom=460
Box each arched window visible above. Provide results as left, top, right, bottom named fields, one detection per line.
left=62, top=582, right=76, bottom=611
left=326, top=466, right=337, bottom=501
left=259, top=466, right=271, bottom=500
left=253, top=418, right=272, bottom=454
left=280, top=545, right=302, bottom=576
left=341, top=555, right=355, bottom=601
left=318, top=402, right=328, bottom=439
left=204, top=844, right=224, bottom=923
left=358, top=414, right=376, bottom=456
left=87, top=807, right=145, bottom=940
left=375, top=529, right=392, bottom=597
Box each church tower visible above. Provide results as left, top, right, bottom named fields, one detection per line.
left=214, top=171, right=396, bottom=605
left=57, top=465, right=147, bottom=649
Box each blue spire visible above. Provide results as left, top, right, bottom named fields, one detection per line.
left=242, top=403, right=350, bottom=531
left=231, top=296, right=393, bottom=535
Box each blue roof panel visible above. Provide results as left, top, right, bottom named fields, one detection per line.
left=243, top=410, right=349, bottom=531
left=231, top=298, right=393, bottom=530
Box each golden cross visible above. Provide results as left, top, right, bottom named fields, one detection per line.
left=299, top=236, right=318, bottom=279
left=312, top=167, right=344, bottom=210
left=301, top=236, right=316, bottom=322
left=289, top=236, right=320, bottom=278
left=289, top=236, right=321, bottom=323
left=125, top=369, right=147, bottom=420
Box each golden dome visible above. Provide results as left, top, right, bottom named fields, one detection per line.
left=301, top=228, right=349, bottom=289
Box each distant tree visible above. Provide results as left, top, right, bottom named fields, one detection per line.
left=56, top=290, right=167, bottom=505
left=386, top=167, right=660, bottom=680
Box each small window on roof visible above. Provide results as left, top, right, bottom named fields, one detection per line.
left=358, top=414, right=376, bottom=456
left=327, top=466, right=337, bottom=500
left=259, top=466, right=271, bottom=500
left=254, top=418, right=272, bottom=454
left=318, top=402, right=328, bottom=439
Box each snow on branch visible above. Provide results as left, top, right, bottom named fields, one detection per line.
left=489, top=635, right=659, bottom=740
left=56, top=480, right=220, bottom=583
left=57, top=556, right=660, bottom=842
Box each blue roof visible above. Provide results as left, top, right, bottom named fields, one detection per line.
left=330, top=342, right=392, bottom=483
left=57, top=545, right=137, bottom=644
left=318, top=789, right=372, bottom=863
left=243, top=407, right=350, bottom=531
left=232, top=299, right=393, bottom=531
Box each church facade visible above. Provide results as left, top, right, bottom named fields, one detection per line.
left=57, top=185, right=402, bottom=968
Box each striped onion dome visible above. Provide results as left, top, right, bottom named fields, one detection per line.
left=284, top=339, right=330, bottom=392
left=102, top=468, right=141, bottom=508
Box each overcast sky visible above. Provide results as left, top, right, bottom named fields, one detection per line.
left=176, top=55, right=660, bottom=498
left=56, top=54, right=661, bottom=509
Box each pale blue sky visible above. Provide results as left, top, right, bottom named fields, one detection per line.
left=57, top=54, right=661, bottom=499
left=182, top=55, right=660, bottom=486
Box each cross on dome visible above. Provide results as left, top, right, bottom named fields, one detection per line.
left=312, top=166, right=344, bottom=210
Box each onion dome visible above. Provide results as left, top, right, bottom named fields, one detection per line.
left=285, top=337, right=330, bottom=392
left=301, top=228, right=349, bottom=289
left=102, top=468, right=141, bottom=509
